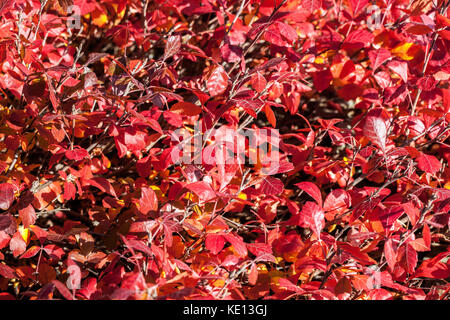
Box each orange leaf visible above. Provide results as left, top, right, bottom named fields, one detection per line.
left=264, top=104, right=276, bottom=127
left=170, top=102, right=202, bottom=116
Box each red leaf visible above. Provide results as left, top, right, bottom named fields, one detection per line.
left=276, top=22, right=298, bottom=43
left=416, top=76, right=436, bottom=91
left=205, top=233, right=226, bottom=255
left=387, top=60, right=408, bottom=83
left=335, top=276, right=352, bottom=297
left=52, top=280, right=74, bottom=300
left=0, top=263, right=16, bottom=279
left=146, top=118, right=163, bottom=135
left=129, top=108, right=163, bottom=134
left=323, top=189, right=351, bottom=219
left=18, top=204, right=36, bottom=228
left=378, top=206, right=404, bottom=231
left=407, top=116, right=426, bottom=136
left=349, top=0, right=369, bottom=16
left=368, top=288, right=393, bottom=300
left=417, top=153, right=441, bottom=174
left=65, top=147, right=90, bottom=161
left=0, top=0, right=14, bottom=17
left=20, top=245, right=41, bottom=259
left=246, top=242, right=272, bottom=256
left=185, top=181, right=216, bottom=202
left=423, top=223, right=431, bottom=248
left=264, top=160, right=294, bottom=175
left=164, top=35, right=181, bottom=59
left=235, top=99, right=264, bottom=113
left=29, top=225, right=48, bottom=245
left=406, top=24, right=433, bottom=35
left=5, top=135, right=19, bottom=150
left=305, top=130, right=315, bottom=148
left=264, top=21, right=298, bottom=46
left=402, top=202, right=420, bottom=226
left=399, top=243, right=418, bottom=274
left=248, top=263, right=258, bottom=285
left=136, top=156, right=152, bottom=178
left=384, top=239, right=397, bottom=271
left=437, top=14, right=450, bottom=28
left=343, top=30, right=374, bottom=50
left=0, top=183, right=15, bottom=210
left=295, top=182, right=323, bottom=207
left=278, top=278, right=304, bottom=293
left=301, top=0, right=322, bottom=13
left=414, top=251, right=450, bottom=279
left=363, top=116, right=387, bottom=152
left=259, top=177, right=284, bottom=195
left=298, top=201, right=325, bottom=239
left=253, top=57, right=286, bottom=73
left=10, top=231, right=26, bottom=257
left=170, top=102, right=202, bottom=116
left=86, top=177, right=117, bottom=198
left=47, top=79, right=59, bottom=111
left=115, top=127, right=149, bottom=158
left=0, top=293, right=15, bottom=300
left=64, top=181, right=76, bottom=201
left=264, top=104, right=276, bottom=128
left=313, top=69, right=333, bottom=92
left=221, top=43, right=242, bottom=63
left=223, top=234, right=247, bottom=257
left=138, top=187, right=158, bottom=214
left=409, top=238, right=430, bottom=252
left=368, top=48, right=391, bottom=71
left=264, top=25, right=287, bottom=47
left=338, top=242, right=376, bottom=265
left=121, top=237, right=153, bottom=257
left=0, top=214, right=14, bottom=232
left=207, top=66, right=228, bottom=97
left=251, top=72, right=267, bottom=93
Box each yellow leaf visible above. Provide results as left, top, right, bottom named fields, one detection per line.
left=19, top=227, right=30, bottom=244
left=192, top=205, right=202, bottom=215
left=327, top=224, right=337, bottom=233
left=391, top=42, right=419, bottom=60
left=91, top=9, right=108, bottom=27
left=185, top=192, right=195, bottom=201
left=269, top=270, right=284, bottom=286
left=212, top=279, right=225, bottom=287
left=237, top=192, right=247, bottom=200
left=314, top=56, right=325, bottom=64
left=244, top=14, right=257, bottom=26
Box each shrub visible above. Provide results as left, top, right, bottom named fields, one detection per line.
left=0, top=0, right=448, bottom=300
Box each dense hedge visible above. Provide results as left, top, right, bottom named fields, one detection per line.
left=0, top=0, right=449, bottom=300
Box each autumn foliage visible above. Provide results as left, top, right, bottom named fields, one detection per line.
left=0, top=0, right=449, bottom=300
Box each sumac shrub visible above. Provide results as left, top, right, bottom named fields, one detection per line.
left=0, top=0, right=449, bottom=300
